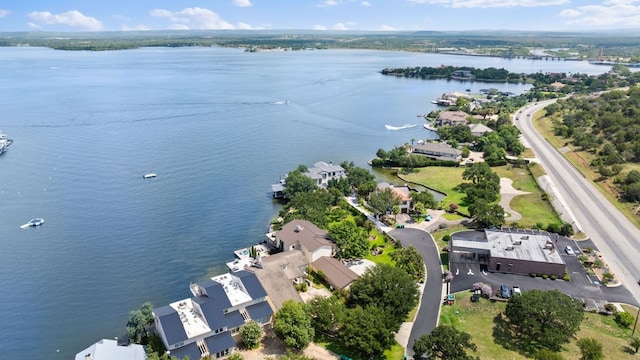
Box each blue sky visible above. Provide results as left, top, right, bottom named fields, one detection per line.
left=0, top=0, right=638, bottom=32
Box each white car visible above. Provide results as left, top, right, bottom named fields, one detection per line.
left=565, top=246, right=575, bottom=255
left=512, top=286, right=522, bottom=295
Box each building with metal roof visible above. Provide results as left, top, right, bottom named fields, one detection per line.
left=153, top=270, right=273, bottom=359
left=451, top=229, right=566, bottom=277
left=74, top=339, right=146, bottom=360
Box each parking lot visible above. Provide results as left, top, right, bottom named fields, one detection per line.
left=449, top=231, right=638, bottom=309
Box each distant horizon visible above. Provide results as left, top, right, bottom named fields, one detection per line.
left=1, top=28, right=639, bottom=36
left=0, top=1, right=640, bottom=33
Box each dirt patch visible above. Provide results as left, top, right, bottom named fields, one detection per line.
left=237, top=325, right=287, bottom=360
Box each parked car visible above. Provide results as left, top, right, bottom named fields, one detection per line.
left=565, top=246, right=575, bottom=255
left=424, top=215, right=433, bottom=221
left=500, top=284, right=511, bottom=299
left=512, top=286, right=522, bottom=296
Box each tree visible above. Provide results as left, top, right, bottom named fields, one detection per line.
left=339, top=305, right=396, bottom=357
left=462, top=162, right=494, bottom=184
left=391, top=246, right=426, bottom=282
left=411, top=190, right=438, bottom=210
left=412, top=325, right=477, bottom=360
left=126, top=302, right=154, bottom=344
left=347, top=264, right=418, bottom=327
left=273, top=300, right=314, bottom=350
left=469, top=202, right=505, bottom=228
left=577, top=337, right=604, bottom=360
left=239, top=321, right=263, bottom=349
left=329, top=220, right=369, bottom=259
left=630, top=336, right=640, bottom=353
left=367, top=188, right=400, bottom=217
left=503, top=289, right=584, bottom=352
left=282, top=170, right=317, bottom=199
left=307, top=295, right=346, bottom=335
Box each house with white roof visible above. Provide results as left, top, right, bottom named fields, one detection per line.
left=153, top=271, right=273, bottom=360
left=75, top=339, right=146, bottom=360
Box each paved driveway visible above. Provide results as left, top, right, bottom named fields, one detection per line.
left=388, top=227, right=443, bottom=359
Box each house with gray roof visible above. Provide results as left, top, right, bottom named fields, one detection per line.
left=377, top=182, right=413, bottom=214
left=75, top=339, right=146, bottom=360
left=247, top=251, right=306, bottom=309
left=153, top=271, right=272, bottom=360
left=304, top=161, right=346, bottom=187
left=412, top=142, right=462, bottom=161
left=451, top=229, right=566, bottom=277
left=468, top=123, right=494, bottom=137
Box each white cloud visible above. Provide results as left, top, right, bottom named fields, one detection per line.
left=27, top=22, right=41, bottom=29
left=362, top=1, right=372, bottom=5
left=236, top=22, right=253, bottom=29
left=314, top=24, right=328, bottom=30
left=318, top=0, right=340, bottom=7
left=333, top=22, right=349, bottom=30
left=407, top=0, right=569, bottom=8
left=380, top=24, right=397, bottom=30
left=150, top=7, right=240, bottom=30
left=0, top=9, right=10, bottom=17
left=560, top=2, right=640, bottom=27
left=121, top=24, right=151, bottom=31
left=27, top=10, right=103, bottom=30
left=233, top=0, right=253, bottom=7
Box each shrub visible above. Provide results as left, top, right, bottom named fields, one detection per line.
left=550, top=274, right=557, bottom=280
left=530, top=272, right=537, bottom=277
left=615, top=311, right=635, bottom=328
left=442, top=234, right=451, bottom=242
left=542, top=274, right=548, bottom=279
left=563, top=270, right=571, bottom=281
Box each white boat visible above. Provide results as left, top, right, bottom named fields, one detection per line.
left=0, top=132, right=13, bottom=154
left=21, top=218, right=45, bottom=228
left=143, top=173, right=157, bottom=179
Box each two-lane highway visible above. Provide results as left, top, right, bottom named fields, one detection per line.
left=516, top=100, right=640, bottom=306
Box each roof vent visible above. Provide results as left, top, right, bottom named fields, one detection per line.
left=295, top=225, right=303, bottom=232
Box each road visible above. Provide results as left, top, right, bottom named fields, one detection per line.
left=388, top=227, right=443, bottom=359
left=516, top=100, right=640, bottom=306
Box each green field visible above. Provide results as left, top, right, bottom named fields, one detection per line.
left=440, top=292, right=640, bottom=359
left=399, top=164, right=561, bottom=228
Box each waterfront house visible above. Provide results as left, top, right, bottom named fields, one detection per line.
left=153, top=271, right=273, bottom=360
left=246, top=251, right=307, bottom=309
left=412, top=142, right=462, bottom=161
left=435, top=110, right=470, bottom=126
left=269, top=219, right=336, bottom=263
left=271, top=161, right=346, bottom=198
left=377, top=182, right=413, bottom=214
left=304, top=161, right=346, bottom=187
left=75, top=339, right=146, bottom=360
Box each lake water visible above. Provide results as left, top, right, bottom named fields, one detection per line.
left=0, top=46, right=607, bottom=359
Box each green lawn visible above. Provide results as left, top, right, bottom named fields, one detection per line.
left=440, top=292, right=639, bottom=359
left=399, top=167, right=469, bottom=215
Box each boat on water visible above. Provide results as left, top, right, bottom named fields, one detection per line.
left=143, top=173, right=157, bottom=179
left=0, top=132, right=13, bottom=154
left=21, top=218, right=45, bottom=228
